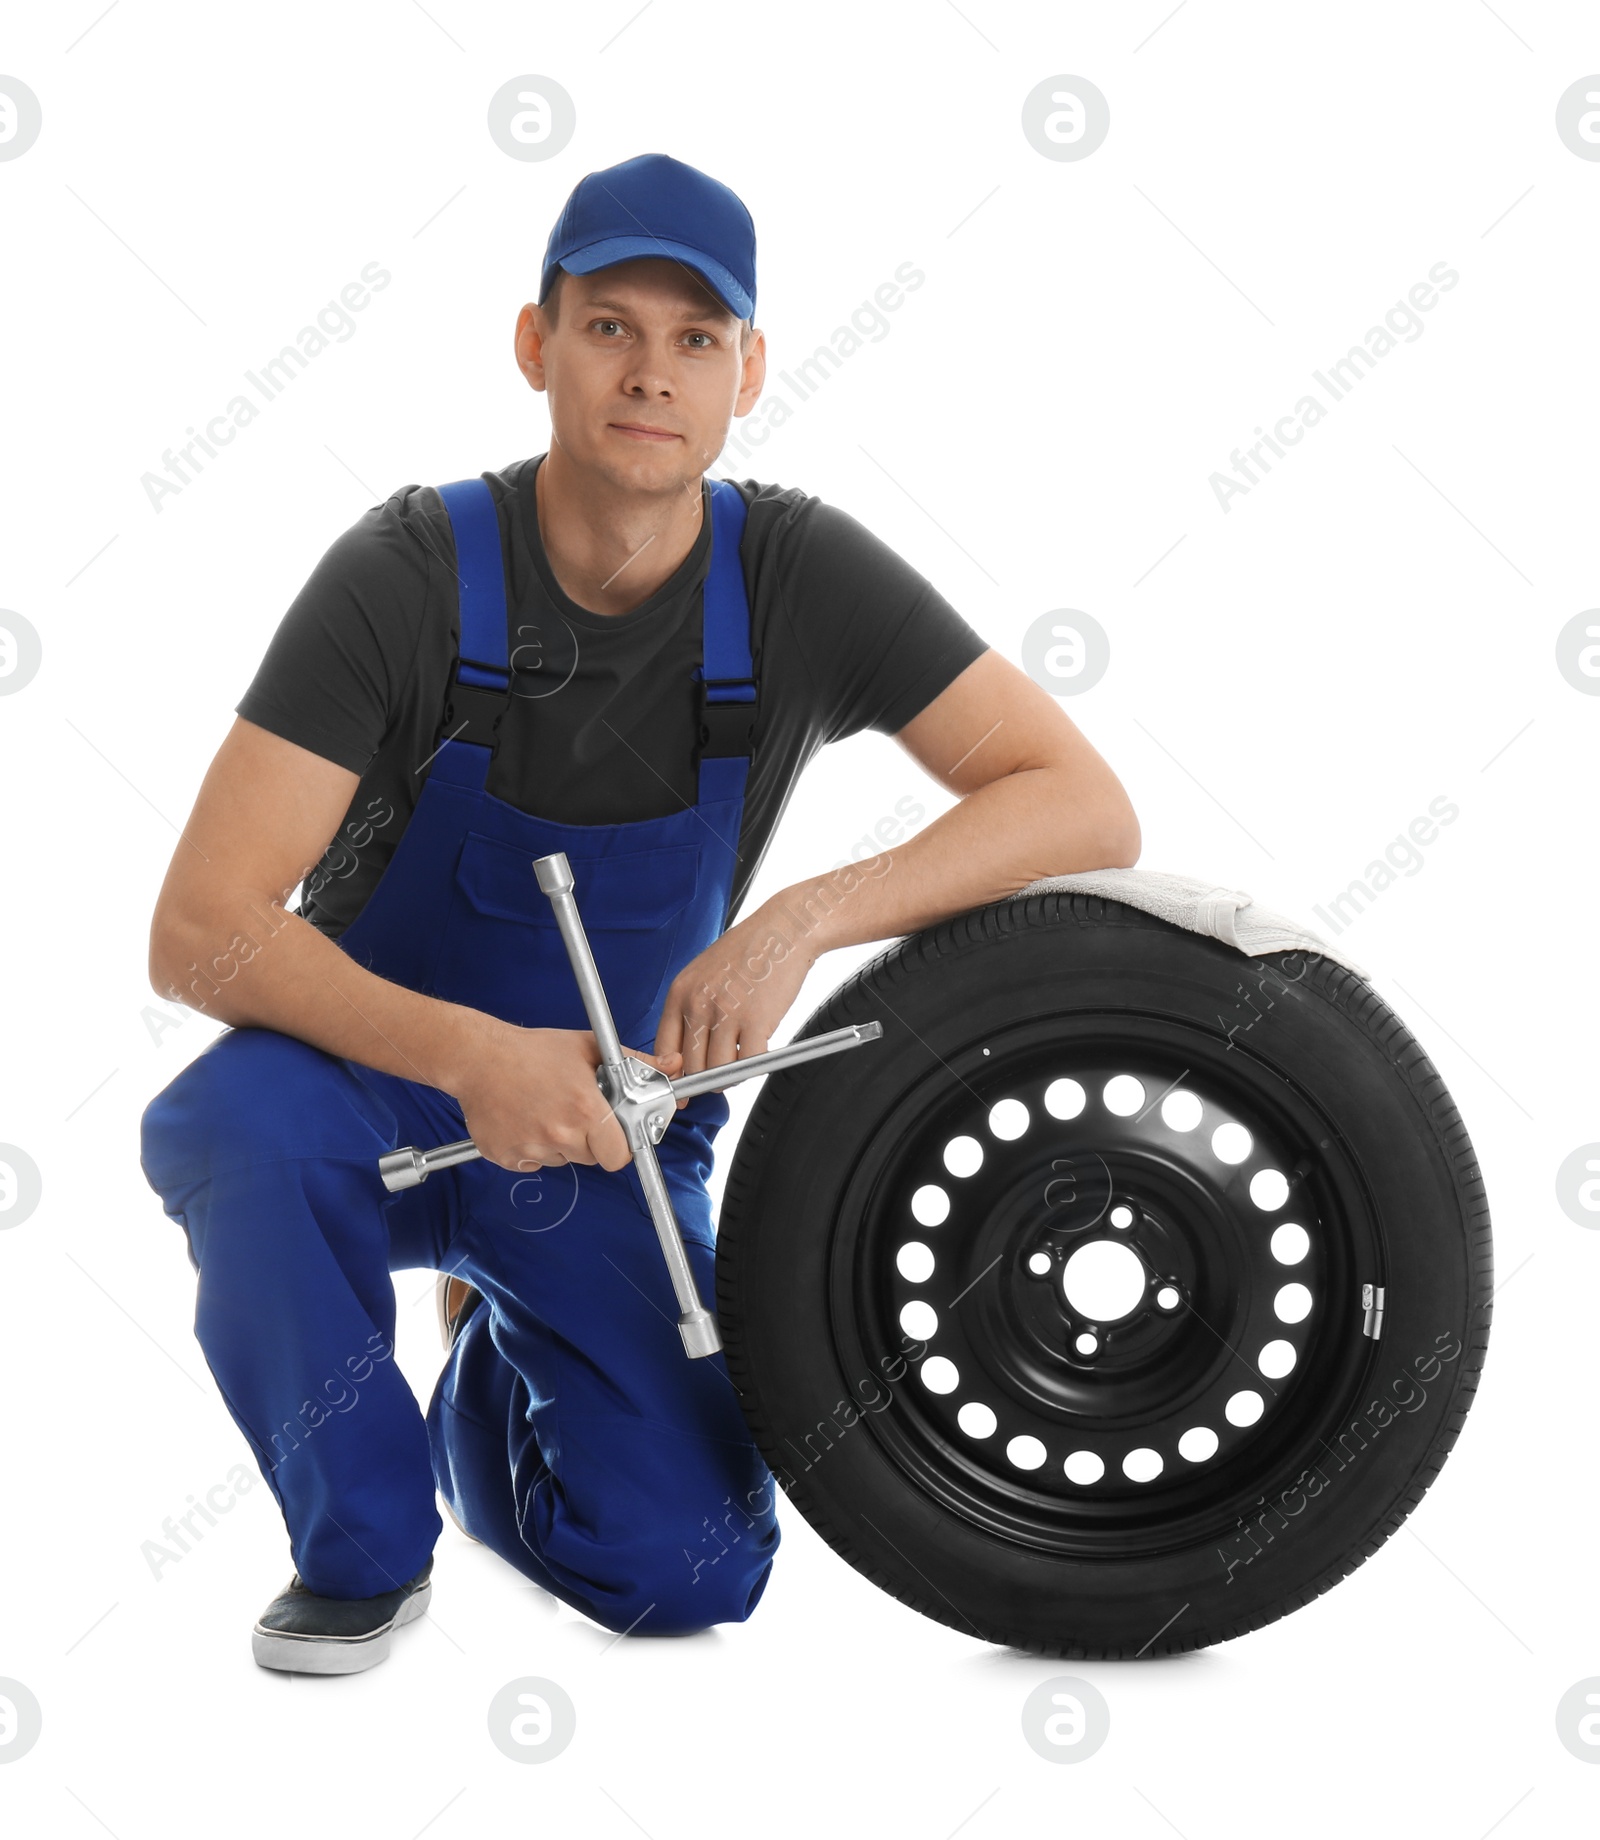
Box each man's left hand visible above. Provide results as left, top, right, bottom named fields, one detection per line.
left=654, top=903, right=820, bottom=1098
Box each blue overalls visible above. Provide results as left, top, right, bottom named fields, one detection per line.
left=139, top=474, right=780, bottom=1632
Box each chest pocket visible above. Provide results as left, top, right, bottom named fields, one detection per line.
left=439, top=830, right=705, bottom=1042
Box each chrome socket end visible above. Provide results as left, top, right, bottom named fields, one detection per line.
left=378, top=1148, right=427, bottom=1192
left=678, top=1309, right=723, bottom=1359
left=533, top=852, right=573, bottom=896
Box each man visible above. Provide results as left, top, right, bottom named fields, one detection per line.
left=139, top=152, right=1140, bottom=1675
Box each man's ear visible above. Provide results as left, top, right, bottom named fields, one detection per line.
left=516, top=302, right=550, bottom=393
left=734, top=327, right=767, bottom=416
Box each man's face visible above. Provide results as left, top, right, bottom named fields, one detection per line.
left=517, top=257, right=764, bottom=494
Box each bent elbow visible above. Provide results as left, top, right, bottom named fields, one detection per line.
left=1084, top=789, right=1141, bottom=871
left=1106, top=811, right=1141, bottom=869
left=147, top=921, right=182, bottom=1004
left=148, top=903, right=204, bottom=1006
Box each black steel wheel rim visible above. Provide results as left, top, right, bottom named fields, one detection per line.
left=828, top=1008, right=1387, bottom=1559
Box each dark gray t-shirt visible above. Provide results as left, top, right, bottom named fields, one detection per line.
left=236, top=453, right=990, bottom=935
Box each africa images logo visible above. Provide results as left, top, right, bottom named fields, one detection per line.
left=140, top=263, right=392, bottom=512
left=1209, top=263, right=1459, bottom=512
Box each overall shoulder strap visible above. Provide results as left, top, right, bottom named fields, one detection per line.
left=433, top=477, right=513, bottom=786
left=696, top=477, right=757, bottom=802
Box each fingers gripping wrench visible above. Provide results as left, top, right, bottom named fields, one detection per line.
left=377, top=850, right=882, bottom=1359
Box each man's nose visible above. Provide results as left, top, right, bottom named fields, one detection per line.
left=621, top=343, right=676, bottom=395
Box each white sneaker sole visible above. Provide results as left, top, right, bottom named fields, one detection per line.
left=251, top=1579, right=431, bottom=1675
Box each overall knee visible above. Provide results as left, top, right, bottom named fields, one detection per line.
left=141, top=1026, right=386, bottom=1193
left=608, top=1496, right=781, bottom=1635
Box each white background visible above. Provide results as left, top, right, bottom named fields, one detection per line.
left=1, top=0, right=1596, bottom=1833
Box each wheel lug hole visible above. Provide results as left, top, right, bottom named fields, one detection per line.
left=1075, top=1331, right=1098, bottom=1356
left=1027, top=1251, right=1052, bottom=1276
left=1156, top=1285, right=1181, bottom=1310
left=1109, top=1204, right=1135, bottom=1230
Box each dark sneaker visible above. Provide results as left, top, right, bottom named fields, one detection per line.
left=252, top=1558, right=433, bottom=1675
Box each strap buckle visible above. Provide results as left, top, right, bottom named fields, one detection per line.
left=439, top=655, right=513, bottom=755
left=696, top=675, right=758, bottom=759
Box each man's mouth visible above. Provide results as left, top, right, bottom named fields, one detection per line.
left=609, top=422, right=681, bottom=442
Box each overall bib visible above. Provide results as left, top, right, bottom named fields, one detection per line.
left=139, top=475, right=780, bottom=1633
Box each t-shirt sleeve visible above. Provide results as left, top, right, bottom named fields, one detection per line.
left=765, top=496, right=990, bottom=745
left=234, top=495, right=432, bottom=777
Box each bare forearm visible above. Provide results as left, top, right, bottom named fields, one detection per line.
left=149, top=889, right=488, bottom=1094
left=762, top=765, right=1139, bottom=958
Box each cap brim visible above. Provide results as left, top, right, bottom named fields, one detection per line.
left=557, top=235, right=753, bottom=320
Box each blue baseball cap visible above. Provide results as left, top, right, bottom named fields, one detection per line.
left=539, top=152, right=756, bottom=322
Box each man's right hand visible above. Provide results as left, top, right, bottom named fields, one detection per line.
left=448, top=1020, right=684, bottom=1174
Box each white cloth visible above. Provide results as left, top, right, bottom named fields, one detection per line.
left=1010, top=867, right=1369, bottom=979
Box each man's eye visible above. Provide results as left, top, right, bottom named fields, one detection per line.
left=594, top=319, right=624, bottom=336
left=684, top=332, right=712, bottom=349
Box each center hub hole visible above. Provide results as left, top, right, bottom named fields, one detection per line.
left=1061, top=1238, right=1148, bottom=1322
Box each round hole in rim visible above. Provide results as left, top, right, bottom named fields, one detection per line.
left=1006, top=1435, right=1048, bottom=1470
left=1211, top=1121, right=1253, bottom=1164
left=920, top=1356, right=959, bottom=1395
left=896, top=1241, right=935, bottom=1283
left=1274, top=1282, right=1313, bottom=1323
left=1161, top=1089, right=1203, bottom=1132
left=1043, top=1078, right=1086, bottom=1119
left=1123, top=1447, right=1163, bottom=1483
left=911, top=1184, right=950, bottom=1227
left=1271, top=1222, right=1310, bottom=1264
left=1225, top=1389, right=1264, bottom=1426
left=1103, top=1074, right=1145, bottom=1117
left=1250, top=1168, right=1290, bottom=1211
left=987, top=1098, right=1029, bottom=1140
left=957, top=1401, right=997, bottom=1439
left=1179, top=1426, right=1219, bottom=1462
left=1258, top=1338, right=1297, bottom=1379
left=899, top=1301, right=938, bottom=1341
left=942, top=1135, right=983, bottom=1178
left=1064, top=1449, right=1105, bottom=1485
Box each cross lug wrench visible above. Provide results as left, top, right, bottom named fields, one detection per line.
left=378, top=850, right=883, bottom=1359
